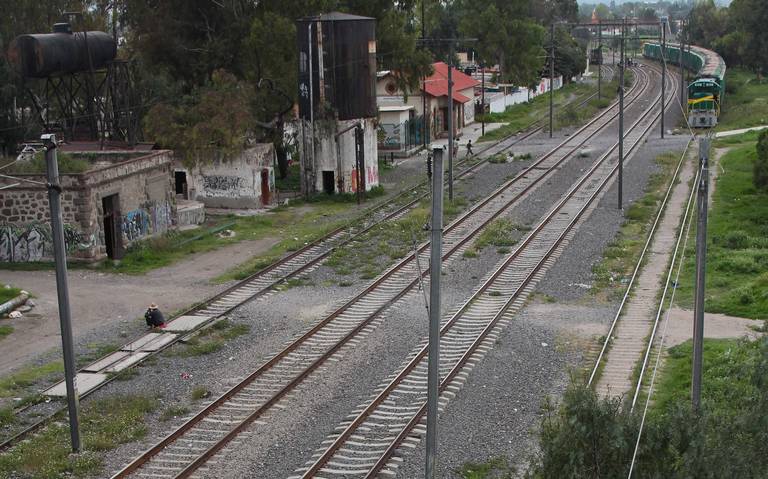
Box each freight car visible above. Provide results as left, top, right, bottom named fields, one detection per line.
left=590, top=47, right=603, bottom=65
left=643, top=42, right=726, bottom=128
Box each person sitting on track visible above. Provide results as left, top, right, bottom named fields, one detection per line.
left=145, top=303, right=167, bottom=329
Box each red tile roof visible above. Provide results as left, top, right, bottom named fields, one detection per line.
left=423, top=62, right=479, bottom=103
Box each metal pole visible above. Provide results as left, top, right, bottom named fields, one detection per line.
left=481, top=62, right=485, bottom=136
left=422, top=0, right=427, bottom=148
left=425, top=147, right=444, bottom=479
left=549, top=23, right=555, bottom=138
left=661, top=19, right=666, bottom=139
left=680, top=20, right=687, bottom=109
left=308, top=23, right=315, bottom=197
left=43, top=134, right=81, bottom=452
left=618, top=19, right=625, bottom=210
left=447, top=44, right=454, bottom=201
left=598, top=21, right=602, bottom=100
left=692, top=137, right=709, bottom=413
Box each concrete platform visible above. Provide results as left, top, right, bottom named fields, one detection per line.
left=82, top=351, right=130, bottom=372
left=44, top=372, right=108, bottom=397
left=123, top=332, right=178, bottom=352
left=105, top=352, right=151, bottom=372
left=164, top=315, right=212, bottom=332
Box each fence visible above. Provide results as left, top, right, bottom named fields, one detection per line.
left=377, top=115, right=429, bottom=153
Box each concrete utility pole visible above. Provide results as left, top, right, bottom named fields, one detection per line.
left=661, top=18, right=667, bottom=139
left=598, top=21, right=602, bottom=100
left=549, top=23, right=555, bottom=138
left=425, top=147, right=444, bottom=479
left=44, top=133, right=81, bottom=453
left=680, top=20, right=687, bottom=109
left=481, top=62, right=485, bottom=136
left=447, top=44, right=455, bottom=201
left=618, top=18, right=625, bottom=210
left=421, top=0, right=428, bottom=148
left=692, top=137, right=710, bottom=413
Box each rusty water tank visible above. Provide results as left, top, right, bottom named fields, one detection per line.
left=297, top=12, right=377, bottom=121
left=8, top=23, right=117, bottom=78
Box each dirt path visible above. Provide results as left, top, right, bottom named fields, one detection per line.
left=663, top=309, right=762, bottom=346
left=0, top=236, right=278, bottom=374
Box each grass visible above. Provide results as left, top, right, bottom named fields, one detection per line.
left=324, top=196, right=469, bottom=281
left=591, top=152, right=681, bottom=299
left=674, top=141, right=768, bottom=318
left=4, top=152, right=90, bottom=174
left=0, top=362, right=64, bottom=399
left=191, top=386, right=210, bottom=400
left=463, top=219, right=521, bottom=258
left=0, top=325, right=12, bottom=339
left=173, top=320, right=250, bottom=357
left=0, top=287, right=22, bottom=305
left=456, top=456, right=515, bottom=479
left=715, top=68, right=768, bottom=131
left=159, top=405, right=190, bottom=422
left=478, top=81, right=597, bottom=142
left=0, top=394, right=153, bottom=478
left=653, top=337, right=761, bottom=415
left=0, top=406, right=15, bottom=428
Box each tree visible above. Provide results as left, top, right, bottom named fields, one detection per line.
left=594, top=3, right=612, bottom=21
left=458, top=0, right=545, bottom=87
left=728, top=0, right=768, bottom=76
left=552, top=26, right=586, bottom=83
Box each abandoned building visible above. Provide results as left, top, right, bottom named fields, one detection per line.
left=296, top=12, right=379, bottom=196
left=173, top=144, right=277, bottom=209
left=0, top=148, right=194, bottom=262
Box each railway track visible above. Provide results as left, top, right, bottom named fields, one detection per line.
left=0, top=69, right=616, bottom=452
left=292, top=64, right=678, bottom=479
left=109, top=66, right=650, bottom=479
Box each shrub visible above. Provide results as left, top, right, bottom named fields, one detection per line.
left=754, top=130, right=768, bottom=190
left=721, top=230, right=751, bottom=249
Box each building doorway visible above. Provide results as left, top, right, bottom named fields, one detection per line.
left=261, top=169, right=271, bottom=205
left=174, top=171, right=188, bottom=199
left=102, top=194, right=123, bottom=260
left=322, top=171, right=335, bottom=195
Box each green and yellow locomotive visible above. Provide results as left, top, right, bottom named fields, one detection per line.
left=643, top=42, right=726, bottom=128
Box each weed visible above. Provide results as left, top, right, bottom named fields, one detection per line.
left=191, top=386, right=210, bottom=400
left=489, top=291, right=502, bottom=297
left=0, top=406, right=15, bottom=428
left=463, top=249, right=479, bottom=258
left=0, top=286, right=22, bottom=305
left=338, top=280, right=354, bottom=287
left=0, top=325, right=13, bottom=338
left=107, top=368, right=139, bottom=381
left=487, top=154, right=507, bottom=164
left=0, top=362, right=64, bottom=398
left=496, top=247, right=511, bottom=254
left=159, top=405, right=190, bottom=422
left=456, top=456, right=514, bottom=479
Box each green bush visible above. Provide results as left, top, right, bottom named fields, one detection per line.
left=754, top=130, right=768, bottom=190
left=721, top=230, right=751, bottom=249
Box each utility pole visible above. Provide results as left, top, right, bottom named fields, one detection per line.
left=549, top=23, right=555, bottom=138
left=421, top=0, right=428, bottom=148
left=598, top=21, right=602, bottom=100
left=618, top=18, right=625, bottom=210
left=43, top=133, right=81, bottom=452
left=447, top=43, right=455, bottom=201
left=680, top=19, right=687, bottom=109
left=692, top=137, right=710, bottom=413
left=425, top=146, right=444, bottom=478
left=661, top=18, right=667, bottom=139
left=481, top=62, right=485, bottom=136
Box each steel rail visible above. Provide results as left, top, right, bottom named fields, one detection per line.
left=112, top=67, right=648, bottom=479
left=588, top=138, right=693, bottom=386
left=301, top=63, right=676, bottom=479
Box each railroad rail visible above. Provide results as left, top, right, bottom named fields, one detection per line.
left=293, top=64, right=677, bottom=479
left=110, top=66, right=650, bottom=479
left=0, top=70, right=618, bottom=452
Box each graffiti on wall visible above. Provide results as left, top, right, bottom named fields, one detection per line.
left=0, top=223, right=96, bottom=262
left=202, top=175, right=245, bottom=198
left=349, top=166, right=380, bottom=193
left=122, top=209, right=150, bottom=242
left=150, top=202, right=172, bottom=234
left=377, top=124, right=402, bottom=150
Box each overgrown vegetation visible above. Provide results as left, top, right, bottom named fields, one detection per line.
left=715, top=68, right=768, bottom=132
left=173, top=320, right=250, bottom=357
left=456, top=457, right=515, bottom=479
left=0, top=286, right=22, bottom=305
left=324, top=197, right=469, bottom=282
left=527, top=335, right=768, bottom=478
left=754, top=129, right=768, bottom=191
left=591, top=152, right=680, bottom=299
left=0, top=395, right=154, bottom=478
left=0, top=325, right=12, bottom=339
left=159, top=405, right=190, bottom=422
left=191, top=386, right=210, bottom=401
left=3, top=152, right=90, bottom=174
left=0, top=361, right=63, bottom=399
left=675, top=139, right=768, bottom=318
left=478, top=81, right=597, bottom=142
left=463, top=219, right=522, bottom=258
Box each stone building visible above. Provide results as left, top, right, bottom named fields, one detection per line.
left=0, top=149, right=176, bottom=262
left=174, top=144, right=277, bottom=209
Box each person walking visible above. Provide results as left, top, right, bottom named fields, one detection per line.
left=466, top=139, right=474, bottom=156
left=145, top=303, right=166, bottom=329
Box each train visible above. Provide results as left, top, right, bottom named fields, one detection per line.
left=643, top=42, right=726, bottom=128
